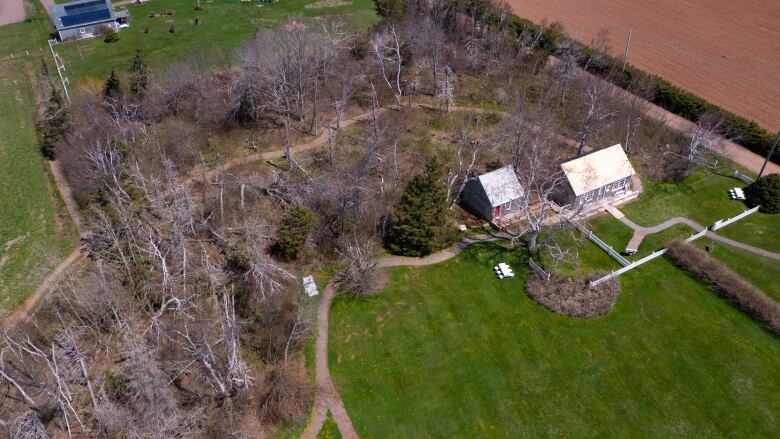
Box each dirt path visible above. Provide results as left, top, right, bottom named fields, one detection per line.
left=0, top=0, right=26, bottom=26
left=550, top=57, right=780, bottom=176
left=301, top=231, right=511, bottom=438
left=607, top=207, right=780, bottom=260
left=1, top=161, right=91, bottom=331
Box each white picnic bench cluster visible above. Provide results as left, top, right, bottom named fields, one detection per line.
left=494, top=262, right=514, bottom=279
left=729, top=187, right=746, bottom=200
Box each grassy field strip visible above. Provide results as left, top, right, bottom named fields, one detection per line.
left=0, top=59, right=77, bottom=320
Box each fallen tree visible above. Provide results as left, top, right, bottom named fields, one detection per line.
left=666, top=240, right=780, bottom=335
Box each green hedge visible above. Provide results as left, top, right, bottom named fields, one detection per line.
left=498, top=8, right=779, bottom=164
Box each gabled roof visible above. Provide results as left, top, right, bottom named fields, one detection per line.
left=560, top=144, right=635, bottom=196
left=51, top=0, right=116, bottom=30
left=477, top=165, right=524, bottom=207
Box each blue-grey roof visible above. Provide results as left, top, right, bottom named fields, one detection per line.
left=51, top=0, right=116, bottom=30
left=477, top=165, right=524, bottom=207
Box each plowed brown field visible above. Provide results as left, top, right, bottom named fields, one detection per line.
left=508, top=0, right=780, bottom=131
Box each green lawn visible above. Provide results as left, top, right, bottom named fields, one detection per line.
left=693, top=240, right=780, bottom=302
left=621, top=168, right=746, bottom=227
left=0, top=59, right=77, bottom=319
left=586, top=214, right=633, bottom=252
left=0, top=0, right=52, bottom=57
left=715, top=212, right=780, bottom=253
left=330, top=243, right=780, bottom=438
left=55, top=0, right=378, bottom=86
left=635, top=223, right=696, bottom=257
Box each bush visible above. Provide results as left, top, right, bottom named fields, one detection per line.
left=273, top=207, right=314, bottom=261
left=350, top=38, right=368, bottom=60
left=168, top=23, right=175, bottom=33
left=666, top=240, right=780, bottom=334
left=744, top=174, right=780, bottom=213
left=526, top=274, right=620, bottom=318
left=375, top=0, right=404, bottom=22
left=103, top=27, right=119, bottom=43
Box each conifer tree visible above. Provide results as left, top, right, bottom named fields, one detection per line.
left=104, top=69, right=121, bottom=98
left=128, top=49, right=149, bottom=96
left=274, top=207, right=315, bottom=261
left=385, top=157, right=449, bottom=257
left=40, top=84, right=70, bottom=160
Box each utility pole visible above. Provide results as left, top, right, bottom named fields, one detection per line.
left=757, top=129, right=780, bottom=178
left=622, top=29, right=632, bottom=72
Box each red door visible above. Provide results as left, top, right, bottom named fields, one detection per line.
left=494, top=205, right=501, bottom=218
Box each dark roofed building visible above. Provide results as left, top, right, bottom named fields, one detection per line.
left=461, top=165, right=525, bottom=227
left=51, top=0, right=129, bottom=41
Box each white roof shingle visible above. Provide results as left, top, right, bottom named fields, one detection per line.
left=477, top=165, right=524, bottom=207
left=560, top=144, right=635, bottom=196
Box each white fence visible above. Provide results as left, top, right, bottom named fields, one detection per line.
left=711, top=206, right=760, bottom=231
left=733, top=170, right=755, bottom=184
left=528, top=259, right=551, bottom=281
left=589, top=229, right=707, bottom=287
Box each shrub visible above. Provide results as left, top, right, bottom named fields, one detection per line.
left=143, top=26, right=150, bottom=33
left=273, top=206, right=314, bottom=261
left=168, top=23, right=175, bottom=33
left=375, top=0, right=404, bottom=22
left=194, top=4, right=203, bottom=10
left=350, top=38, right=368, bottom=60
left=666, top=240, right=780, bottom=334
left=103, top=27, right=119, bottom=43
left=744, top=174, right=780, bottom=214
left=526, top=274, right=620, bottom=318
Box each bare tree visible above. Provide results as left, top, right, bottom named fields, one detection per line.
left=335, top=238, right=379, bottom=296
left=576, top=76, right=615, bottom=155
left=371, top=24, right=405, bottom=109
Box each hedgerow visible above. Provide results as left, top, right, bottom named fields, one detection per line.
left=666, top=240, right=780, bottom=335
left=496, top=8, right=779, bottom=164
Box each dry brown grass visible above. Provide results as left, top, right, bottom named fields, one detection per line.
left=526, top=274, right=620, bottom=318
left=666, top=240, right=780, bottom=335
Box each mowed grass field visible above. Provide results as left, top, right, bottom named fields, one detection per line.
left=329, top=243, right=780, bottom=437
left=0, top=59, right=77, bottom=319
left=56, top=0, right=379, bottom=87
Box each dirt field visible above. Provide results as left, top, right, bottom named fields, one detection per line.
left=509, top=0, right=780, bottom=132
left=0, top=0, right=26, bottom=26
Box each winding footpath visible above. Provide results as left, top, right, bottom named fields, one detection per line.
left=300, top=232, right=509, bottom=439
left=607, top=207, right=780, bottom=261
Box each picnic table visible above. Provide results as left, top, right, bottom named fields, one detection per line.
left=729, top=187, right=746, bottom=200
left=494, top=262, right=514, bottom=279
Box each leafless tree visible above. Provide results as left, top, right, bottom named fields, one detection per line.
left=576, top=76, right=615, bottom=154
left=437, top=65, right=456, bottom=113
left=335, top=238, right=379, bottom=296
left=371, top=24, right=405, bottom=109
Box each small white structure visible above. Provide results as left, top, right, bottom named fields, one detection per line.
left=729, top=187, right=746, bottom=200
left=302, top=275, right=319, bottom=297
left=494, top=262, right=514, bottom=279
left=554, top=144, right=637, bottom=208
left=461, top=165, right=525, bottom=226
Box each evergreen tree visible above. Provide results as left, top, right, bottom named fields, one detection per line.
left=128, top=49, right=149, bottom=96
left=385, top=158, right=449, bottom=257
left=274, top=206, right=314, bottom=261
left=104, top=69, right=121, bottom=98
left=40, top=86, right=70, bottom=160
